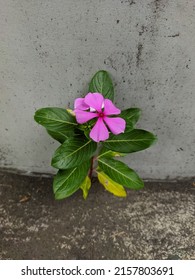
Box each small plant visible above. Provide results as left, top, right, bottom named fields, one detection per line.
left=34, top=70, right=157, bottom=199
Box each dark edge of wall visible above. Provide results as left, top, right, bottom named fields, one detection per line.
left=0, top=167, right=194, bottom=183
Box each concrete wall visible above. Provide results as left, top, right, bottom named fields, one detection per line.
left=0, top=0, right=194, bottom=179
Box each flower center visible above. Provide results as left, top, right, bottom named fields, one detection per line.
left=98, top=112, right=104, bottom=118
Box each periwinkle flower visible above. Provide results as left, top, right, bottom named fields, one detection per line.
left=74, top=93, right=126, bottom=142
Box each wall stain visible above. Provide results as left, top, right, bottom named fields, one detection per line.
left=139, top=25, right=148, bottom=36
left=154, top=0, right=167, bottom=12
left=148, top=0, right=168, bottom=37
left=136, top=43, right=143, bottom=67
left=167, top=33, right=180, bottom=38
left=121, top=0, right=136, bottom=6
left=135, top=1, right=168, bottom=44
left=0, top=148, right=13, bottom=166
left=104, top=51, right=133, bottom=72
left=154, top=0, right=161, bottom=10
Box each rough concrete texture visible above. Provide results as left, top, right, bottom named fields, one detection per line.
left=0, top=171, right=195, bottom=260
left=0, top=0, right=195, bottom=179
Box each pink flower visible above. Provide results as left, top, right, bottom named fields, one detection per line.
left=74, top=93, right=126, bottom=142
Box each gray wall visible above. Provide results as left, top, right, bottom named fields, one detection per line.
left=0, top=0, right=195, bottom=179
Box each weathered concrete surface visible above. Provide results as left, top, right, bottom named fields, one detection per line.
left=0, top=0, right=195, bottom=179
left=0, top=171, right=194, bottom=260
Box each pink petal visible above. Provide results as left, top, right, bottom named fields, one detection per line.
left=90, top=118, right=109, bottom=142
left=74, top=109, right=98, bottom=124
left=103, top=99, right=121, bottom=115
left=103, top=117, right=126, bottom=135
left=84, top=93, right=104, bottom=112
left=74, top=98, right=89, bottom=110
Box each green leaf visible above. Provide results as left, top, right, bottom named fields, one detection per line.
left=98, top=157, right=144, bottom=190
left=120, top=108, right=141, bottom=127
left=51, top=136, right=97, bottom=169
left=97, top=171, right=127, bottom=197
left=47, top=127, right=83, bottom=143
left=89, top=70, right=114, bottom=101
left=103, top=129, right=157, bottom=153
left=80, top=176, right=91, bottom=199
left=123, top=121, right=134, bottom=133
left=53, top=161, right=90, bottom=199
left=119, top=108, right=141, bottom=132
left=34, top=107, right=77, bottom=132
left=46, top=129, right=73, bottom=143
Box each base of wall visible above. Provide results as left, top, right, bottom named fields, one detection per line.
left=0, top=167, right=194, bottom=182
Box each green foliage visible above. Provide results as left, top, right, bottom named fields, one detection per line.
left=120, top=108, right=141, bottom=132
left=53, top=161, right=90, bottom=199
left=98, top=157, right=144, bottom=190
left=34, top=70, right=157, bottom=200
left=51, top=136, right=97, bottom=169
left=103, top=129, right=157, bottom=153
left=34, top=108, right=77, bottom=132
left=89, top=70, right=114, bottom=101
left=120, top=108, right=141, bottom=125
left=46, top=129, right=72, bottom=143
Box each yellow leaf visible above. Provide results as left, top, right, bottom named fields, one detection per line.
left=110, top=151, right=127, bottom=157
left=66, top=108, right=75, bottom=116
left=80, top=176, right=91, bottom=199
left=98, top=149, right=127, bottom=158
left=97, top=171, right=126, bottom=197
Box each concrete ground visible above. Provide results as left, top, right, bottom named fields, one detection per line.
left=0, top=170, right=194, bottom=260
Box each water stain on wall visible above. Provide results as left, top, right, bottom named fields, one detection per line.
left=136, top=43, right=143, bottom=67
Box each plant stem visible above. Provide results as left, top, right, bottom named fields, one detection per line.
left=89, top=157, right=94, bottom=179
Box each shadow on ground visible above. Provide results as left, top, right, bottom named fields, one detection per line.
left=0, top=170, right=194, bottom=260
